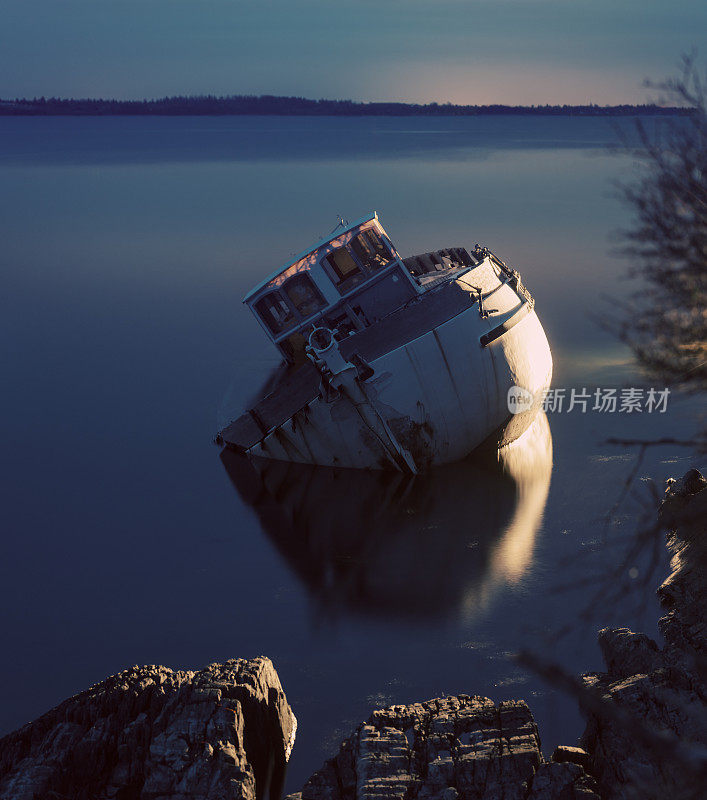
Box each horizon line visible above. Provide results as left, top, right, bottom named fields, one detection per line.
left=0, top=92, right=691, bottom=110
left=0, top=94, right=690, bottom=118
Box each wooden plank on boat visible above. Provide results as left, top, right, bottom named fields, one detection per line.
left=220, top=363, right=320, bottom=451
left=219, top=414, right=263, bottom=452
left=254, top=362, right=320, bottom=430
left=341, top=280, right=476, bottom=363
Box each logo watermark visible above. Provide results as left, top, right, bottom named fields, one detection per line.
left=507, top=386, right=534, bottom=414
left=507, top=386, right=671, bottom=415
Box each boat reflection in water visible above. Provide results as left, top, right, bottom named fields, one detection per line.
left=221, top=413, right=552, bottom=621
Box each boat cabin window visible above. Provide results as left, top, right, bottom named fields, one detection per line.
left=254, top=291, right=296, bottom=335
left=283, top=274, right=326, bottom=319
left=325, top=247, right=365, bottom=292
left=326, top=247, right=360, bottom=281
left=349, top=229, right=393, bottom=271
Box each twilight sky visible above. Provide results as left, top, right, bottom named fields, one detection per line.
left=1, top=0, right=705, bottom=105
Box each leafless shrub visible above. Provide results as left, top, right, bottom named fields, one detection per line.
left=614, top=54, right=707, bottom=395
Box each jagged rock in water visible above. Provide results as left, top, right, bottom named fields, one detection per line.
left=581, top=469, right=707, bottom=800
left=596, top=627, right=663, bottom=679
left=551, top=746, right=592, bottom=771
left=0, top=657, right=297, bottom=800
left=527, top=762, right=598, bottom=799
left=288, top=695, right=599, bottom=800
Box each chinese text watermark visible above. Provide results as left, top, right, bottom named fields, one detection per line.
left=507, top=386, right=671, bottom=415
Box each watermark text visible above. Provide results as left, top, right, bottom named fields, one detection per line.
left=507, top=386, right=670, bottom=415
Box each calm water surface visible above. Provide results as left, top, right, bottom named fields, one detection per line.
left=0, top=116, right=699, bottom=791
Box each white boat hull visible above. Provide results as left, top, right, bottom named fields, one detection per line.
left=244, top=264, right=553, bottom=471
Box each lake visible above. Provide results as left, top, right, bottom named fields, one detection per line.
left=0, top=115, right=699, bottom=792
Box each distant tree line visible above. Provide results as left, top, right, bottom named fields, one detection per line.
left=0, top=94, right=691, bottom=116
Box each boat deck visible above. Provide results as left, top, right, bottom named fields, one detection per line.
left=219, top=276, right=480, bottom=452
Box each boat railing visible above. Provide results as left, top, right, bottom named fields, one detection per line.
left=485, top=249, right=534, bottom=305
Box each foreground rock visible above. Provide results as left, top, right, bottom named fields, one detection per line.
left=288, top=695, right=599, bottom=800
left=0, top=657, right=296, bottom=800
left=581, top=468, right=707, bottom=799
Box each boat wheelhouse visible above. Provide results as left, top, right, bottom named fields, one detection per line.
left=218, top=212, right=553, bottom=473
left=244, top=213, right=420, bottom=364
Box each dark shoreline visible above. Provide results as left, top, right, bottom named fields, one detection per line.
left=0, top=95, right=691, bottom=117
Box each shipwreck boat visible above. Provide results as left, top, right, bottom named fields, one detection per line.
left=217, top=212, right=552, bottom=473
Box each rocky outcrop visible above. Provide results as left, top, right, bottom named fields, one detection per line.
left=287, top=695, right=599, bottom=800
left=581, top=468, right=707, bottom=799
left=0, top=657, right=297, bottom=800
